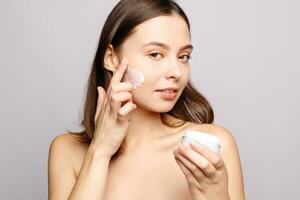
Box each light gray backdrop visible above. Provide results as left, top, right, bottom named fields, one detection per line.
left=0, top=0, right=299, bottom=199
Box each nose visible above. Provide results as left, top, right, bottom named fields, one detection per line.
left=165, top=58, right=183, bottom=81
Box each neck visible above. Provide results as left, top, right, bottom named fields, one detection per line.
left=120, top=107, right=186, bottom=154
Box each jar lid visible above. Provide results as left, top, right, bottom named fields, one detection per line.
left=184, top=130, right=220, bottom=144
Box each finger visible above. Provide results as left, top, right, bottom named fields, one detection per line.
left=106, top=58, right=129, bottom=118
left=175, top=156, right=200, bottom=187
left=111, top=82, right=134, bottom=93
left=111, top=92, right=132, bottom=103
left=94, top=86, right=106, bottom=123
left=178, top=145, right=217, bottom=178
left=118, top=102, right=137, bottom=123
left=110, top=91, right=133, bottom=118
left=189, top=142, right=224, bottom=170
left=175, top=150, right=206, bottom=182
left=108, top=57, right=128, bottom=90
left=110, top=82, right=134, bottom=104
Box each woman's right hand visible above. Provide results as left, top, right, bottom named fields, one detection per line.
left=90, top=57, right=137, bottom=159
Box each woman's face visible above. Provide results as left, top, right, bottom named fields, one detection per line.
left=118, top=14, right=193, bottom=112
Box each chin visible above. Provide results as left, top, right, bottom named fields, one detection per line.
left=135, top=99, right=177, bottom=113
left=133, top=91, right=181, bottom=112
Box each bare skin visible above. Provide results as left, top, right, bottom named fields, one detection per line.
left=48, top=14, right=245, bottom=200
left=52, top=122, right=244, bottom=200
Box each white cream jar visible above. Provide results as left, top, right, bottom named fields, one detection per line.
left=181, top=130, right=221, bottom=154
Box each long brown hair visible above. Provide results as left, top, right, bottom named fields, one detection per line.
left=67, top=0, right=214, bottom=159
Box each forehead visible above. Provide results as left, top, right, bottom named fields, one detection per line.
left=123, top=14, right=191, bottom=49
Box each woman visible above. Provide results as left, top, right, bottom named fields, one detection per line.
left=48, top=0, right=245, bottom=199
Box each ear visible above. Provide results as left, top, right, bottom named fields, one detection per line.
left=103, top=44, right=120, bottom=72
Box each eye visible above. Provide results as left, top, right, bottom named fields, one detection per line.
left=149, top=52, right=163, bottom=60
left=179, top=54, right=192, bottom=62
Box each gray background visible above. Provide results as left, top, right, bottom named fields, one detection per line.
left=0, top=0, right=299, bottom=199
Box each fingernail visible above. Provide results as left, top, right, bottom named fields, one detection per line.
left=178, top=145, right=185, bottom=151
left=189, top=142, right=196, bottom=147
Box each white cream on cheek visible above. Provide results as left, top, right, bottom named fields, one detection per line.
left=123, top=65, right=145, bottom=88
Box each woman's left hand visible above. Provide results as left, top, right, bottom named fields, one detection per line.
left=173, top=142, right=230, bottom=200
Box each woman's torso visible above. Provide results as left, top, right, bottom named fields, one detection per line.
left=72, top=122, right=216, bottom=200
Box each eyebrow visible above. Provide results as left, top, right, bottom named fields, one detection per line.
left=142, top=41, right=193, bottom=51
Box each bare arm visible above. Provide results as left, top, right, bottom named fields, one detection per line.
left=48, top=134, right=111, bottom=200
left=217, top=125, right=246, bottom=200
left=189, top=124, right=246, bottom=199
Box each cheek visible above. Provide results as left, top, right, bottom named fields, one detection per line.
left=131, top=87, right=155, bottom=109
left=184, top=65, right=190, bottom=76
left=182, top=67, right=190, bottom=84
left=137, top=68, right=160, bottom=87
left=130, top=72, right=158, bottom=101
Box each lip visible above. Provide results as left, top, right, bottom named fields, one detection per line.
left=155, top=89, right=178, bottom=100
left=155, top=87, right=179, bottom=91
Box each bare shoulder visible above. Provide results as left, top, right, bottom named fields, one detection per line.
left=48, top=133, right=90, bottom=177
left=48, top=133, right=90, bottom=199
left=49, top=133, right=89, bottom=159
left=186, top=122, right=246, bottom=199
left=185, top=122, right=238, bottom=150
left=184, top=122, right=241, bottom=162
